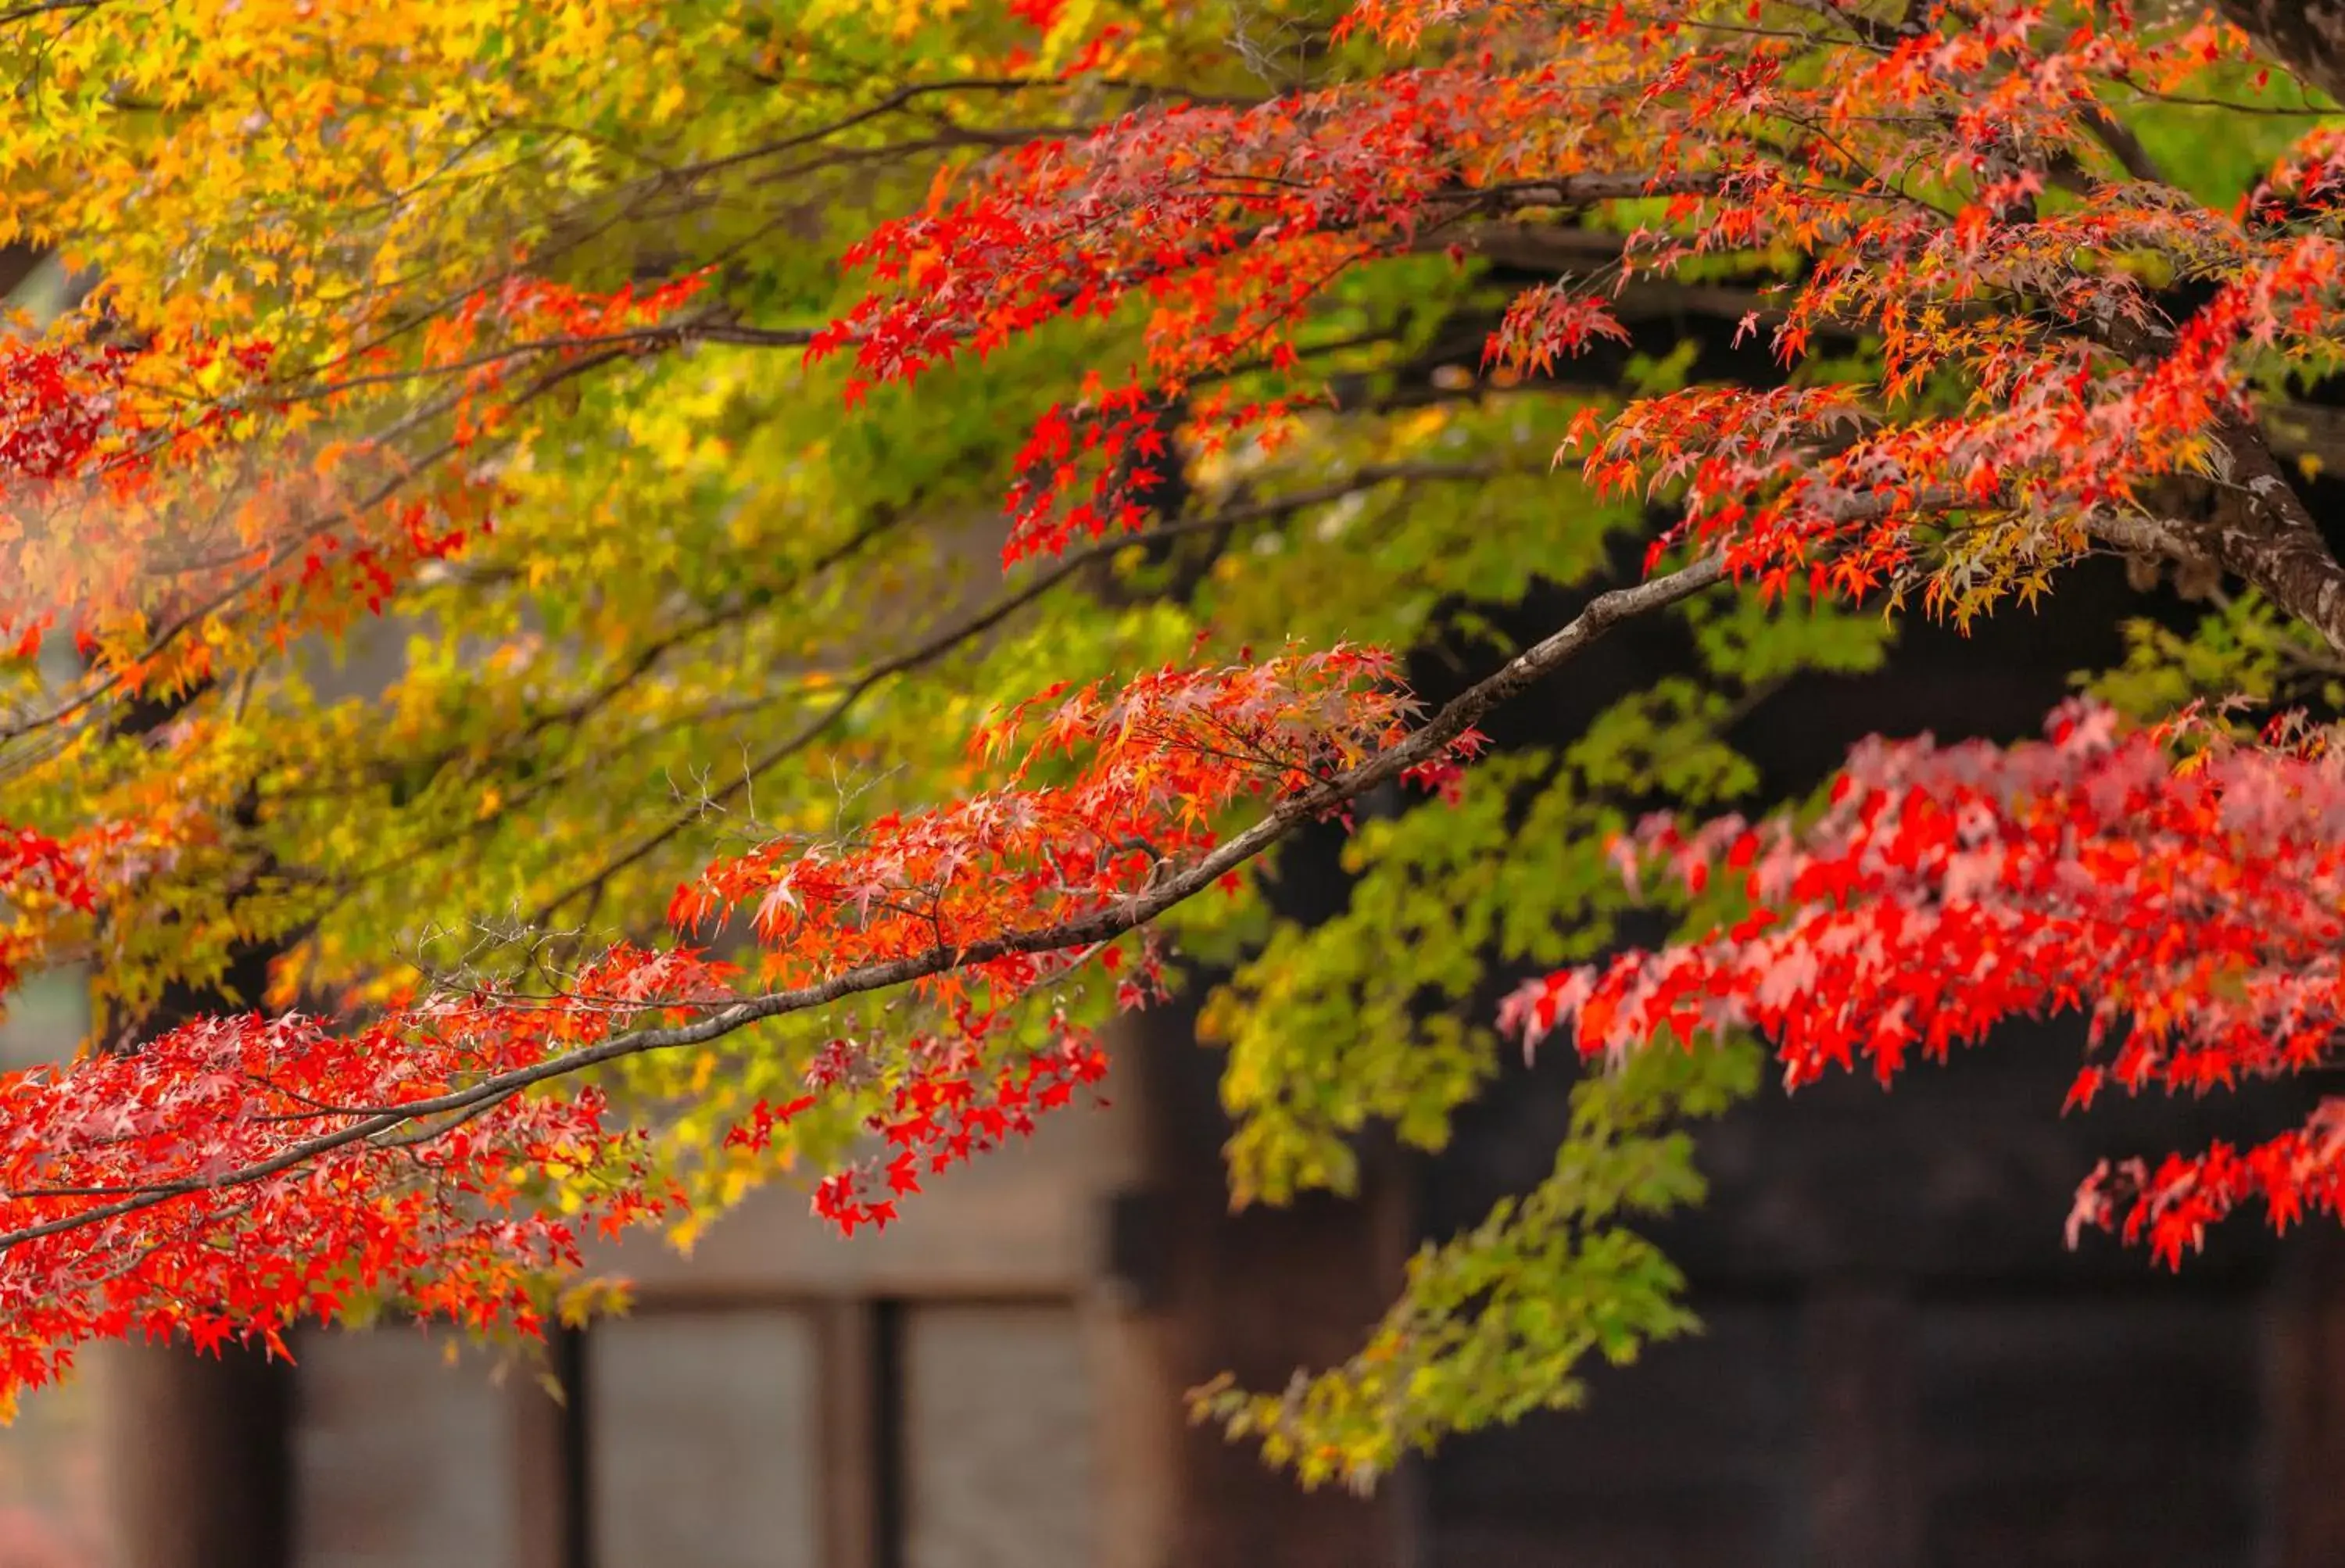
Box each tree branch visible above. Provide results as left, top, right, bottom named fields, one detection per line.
left=2186, top=415, right=2345, bottom=654
left=2218, top=0, right=2345, bottom=106
left=0, top=551, right=1725, bottom=1252
left=528, top=460, right=1507, bottom=925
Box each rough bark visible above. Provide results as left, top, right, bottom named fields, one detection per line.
left=2221, top=0, right=2345, bottom=105
left=2188, top=416, right=2345, bottom=654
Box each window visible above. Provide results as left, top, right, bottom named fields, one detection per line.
left=589, top=1310, right=822, bottom=1568
left=285, top=1297, right=1100, bottom=1568
left=0, top=973, right=113, bottom=1568
left=290, top=1332, right=530, bottom=1568
left=0, top=1354, right=113, bottom=1568
left=898, top=1304, right=1095, bottom=1568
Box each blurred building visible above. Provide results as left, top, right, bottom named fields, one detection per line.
left=33, top=993, right=2345, bottom=1568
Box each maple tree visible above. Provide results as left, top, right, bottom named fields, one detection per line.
left=0, top=0, right=2340, bottom=1497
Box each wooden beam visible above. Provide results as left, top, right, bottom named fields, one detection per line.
left=820, top=1301, right=883, bottom=1568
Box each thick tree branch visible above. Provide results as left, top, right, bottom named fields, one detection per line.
left=2220, top=0, right=2345, bottom=104
left=2182, top=416, right=2345, bottom=653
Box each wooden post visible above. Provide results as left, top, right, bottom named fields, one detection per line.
left=103, top=948, right=298, bottom=1568
left=1130, top=1009, right=1412, bottom=1568
left=819, top=1301, right=882, bottom=1568
left=103, top=1339, right=293, bottom=1568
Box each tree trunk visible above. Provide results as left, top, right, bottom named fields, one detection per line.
left=98, top=844, right=298, bottom=1566
left=2221, top=0, right=2345, bottom=104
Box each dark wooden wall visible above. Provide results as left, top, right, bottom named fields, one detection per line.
left=1142, top=552, right=2345, bottom=1566
left=1130, top=1007, right=1420, bottom=1568
left=1420, top=1032, right=2329, bottom=1568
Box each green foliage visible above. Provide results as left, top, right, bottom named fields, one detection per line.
left=1194, top=1032, right=1761, bottom=1491
left=2085, top=589, right=2345, bottom=724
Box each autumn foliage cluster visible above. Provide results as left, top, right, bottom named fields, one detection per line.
left=0, top=0, right=2333, bottom=1484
